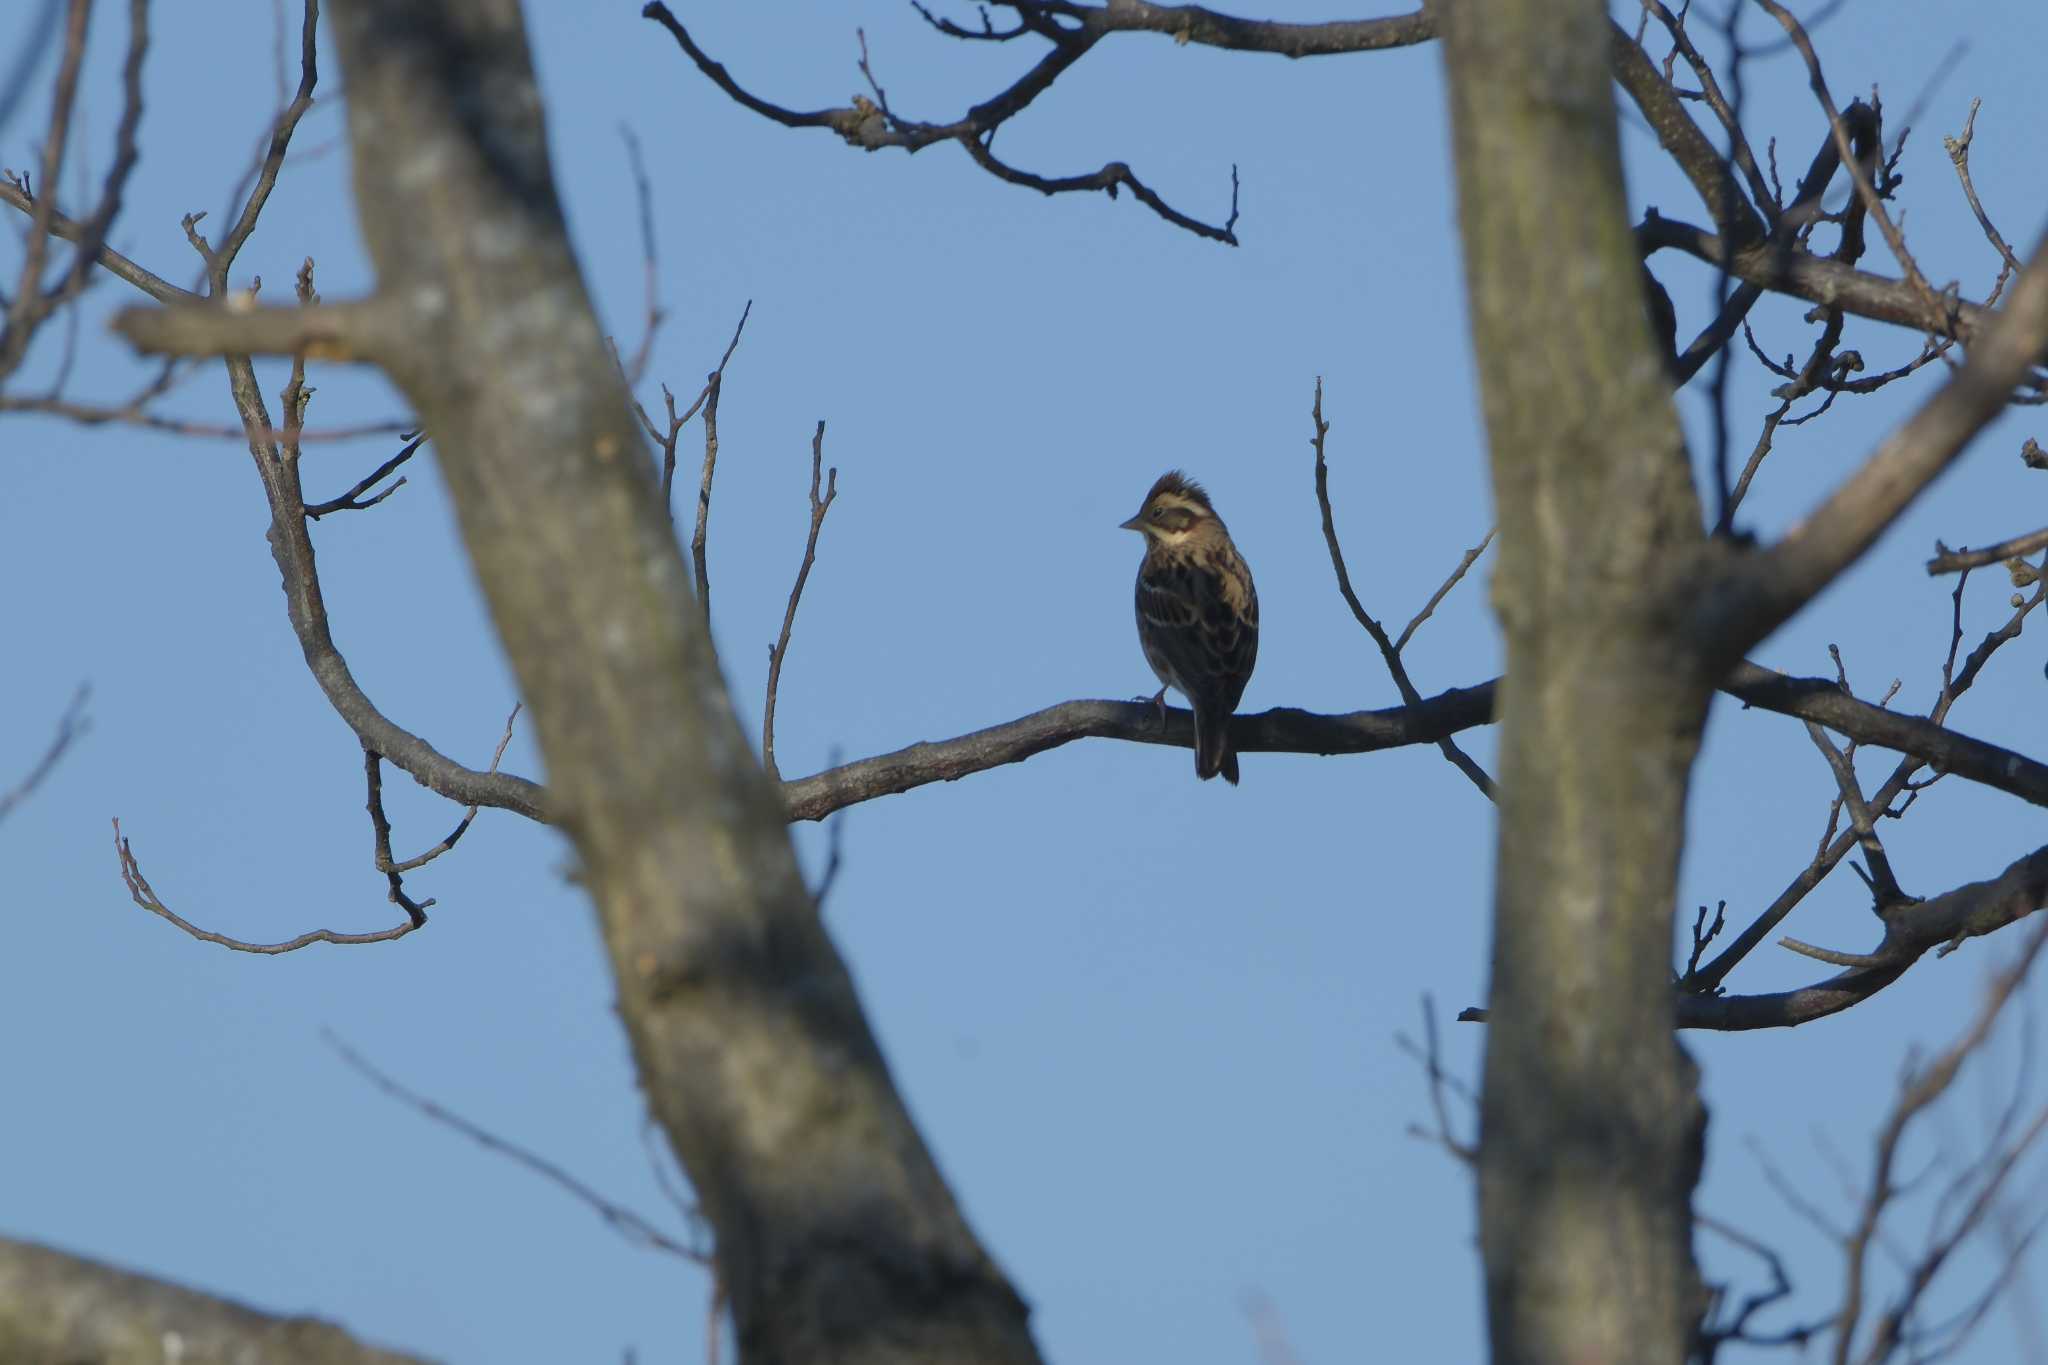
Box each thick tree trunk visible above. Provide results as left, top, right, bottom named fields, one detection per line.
left=313, top=4, right=1043, bottom=1361
left=1440, top=2, right=1710, bottom=1360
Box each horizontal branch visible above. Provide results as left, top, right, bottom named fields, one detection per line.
left=219, top=654, right=2028, bottom=832
left=776, top=660, right=2048, bottom=822
left=0, top=1236, right=431, bottom=1365
left=112, top=297, right=401, bottom=363
left=779, top=687, right=1495, bottom=822
left=1458, top=846, right=2048, bottom=1032
left=1638, top=211, right=2001, bottom=346
left=1032, top=0, right=1436, bottom=56
left=1928, top=527, right=2048, bottom=575
left=1720, top=662, right=2048, bottom=808
left=0, top=393, right=412, bottom=442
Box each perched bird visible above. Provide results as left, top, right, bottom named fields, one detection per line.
left=1120, top=471, right=1259, bottom=784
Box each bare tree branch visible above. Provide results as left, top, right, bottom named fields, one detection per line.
left=1927, top=528, right=2048, bottom=576
left=0, top=0, right=147, bottom=385
left=0, top=393, right=410, bottom=441
left=615, top=124, right=666, bottom=389
left=640, top=1, right=1255, bottom=243
left=1702, top=228, right=2048, bottom=658
left=115, top=795, right=426, bottom=956
left=0, top=684, right=88, bottom=824
left=1804, top=720, right=1909, bottom=912
left=1831, top=916, right=2048, bottom=1365
left=305, top=430, right=426, bottom=518
left=1610, top=18, right=1765, bottom=247
left=110, top=703, right=520, bottom=956
left=1672, top=846, right=2048, bottom=1030
left=1462, top=846, right=2048, bottom=1031
left=762, top=421, right=837, bottom=782
left=1944, top=99, right=2026, bottom=278
left=327, top=1031, right=710, bottom=1265
left=1395, top=526, right=1493, bottom=653
left=1700, top=574, right=2046, bottom=990
left=0, top=0, right=64, bottom=138
left=986, top=1, right=1438, bottom=56
left=686, top=303, right=751, bottom=609
left=1311, top=378, right=1494, bottom=799
left=1637, top=212, right=2008, bottom=350
left=779, top=687, right=1496, bottom=821
left=1752, top=0, right=1937, bottom=316
left=0, top=1236, right=432, bottom=1365
left=1637, top=2, right=1777, bottom=225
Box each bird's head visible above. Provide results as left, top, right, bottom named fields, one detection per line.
left=1119, top=470, right=1218, bottom=545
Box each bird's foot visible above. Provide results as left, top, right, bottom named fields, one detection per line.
left=1131, top=688, right=1168, bottom=732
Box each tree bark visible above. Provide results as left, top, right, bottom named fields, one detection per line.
left=315, top=4, right=1043, bottom=1361
left=1441, top=2, right=1709, bottom=1360
left=0, top=1237, right=433, bottom=1365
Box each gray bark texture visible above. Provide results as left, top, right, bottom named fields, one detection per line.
left=0, top=1236, right=434, bottom=1365
left=1442, top=1, right=1710, bottom=1361
left=311, top=3, right=1042, bottom=1362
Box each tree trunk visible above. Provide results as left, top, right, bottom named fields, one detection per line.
left=1440, top=2, right=1710, bottom=1360
left=319, top=4, right=1043, bottom=1361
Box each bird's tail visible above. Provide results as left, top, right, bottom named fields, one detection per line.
left=1194, top=711, right=1240, bottom=785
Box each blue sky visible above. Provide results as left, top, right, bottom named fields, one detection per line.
left=4, top=2, right=2046, bottom=1361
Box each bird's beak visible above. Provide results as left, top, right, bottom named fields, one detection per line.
left=1118, top=514, right=1144, bottom=532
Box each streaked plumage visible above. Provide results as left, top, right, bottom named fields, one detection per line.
left=1119, top=471, right=1259, bottom=784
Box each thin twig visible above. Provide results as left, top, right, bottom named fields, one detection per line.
left=673, top=299, right=753, bottom=633
left=1804, top=721, right=1909, bottom=911
left=617, top=125, right=666, bottom=387
left=1752, top=0, right=1941, bottom=322
left=0, top=0, right=90, bottom=381
left=762, top=421, right=838, bottom=782
left=1681, top=900, right=1728, bottom=988
left=1311, top=379, right=1494, bottom=800
left=0, top=684, right=89, bottom=824
left=812, top=807, right=847, bottom=911
left=1695, top=1213, right=1814, bottom=1354
left=1944, top=100, right=2024, bottom=276
left=0, top=394, right=410, bottom=442
left=361, top=750, right=437, bottom=930
left=377, top=704, right=520, bottom=874
left=1831, top=917, right=2048, bottom=1365
left=1693, top=568, right=2047, bottom=990
left=1393, top=994, right=1477, bottom=1165
left=693, top=375, right=724, bottom=612
left=327, top=1030, right=709, bottom=1265
left=206, top=0, right=319, bottom=287
left=114, top=816, right=424, bottom=953
left=110, top=705, right=517, bottom=954
left=641, top=0, right=1243, bottom=245
left=1395, top=527, right=1494, bottom=652
left=305, top=431, right=427, bottom=519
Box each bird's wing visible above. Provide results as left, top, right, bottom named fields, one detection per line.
left=1139, top=559, right=1256, bottom=712
left=1137, top=562, right=1202, bottom=633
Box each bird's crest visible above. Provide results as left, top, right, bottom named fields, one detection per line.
left=1144, top=469, right=1213, bottom=511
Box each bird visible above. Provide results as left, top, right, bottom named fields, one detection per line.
left=1119, top=470, right=1259, bottom=784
